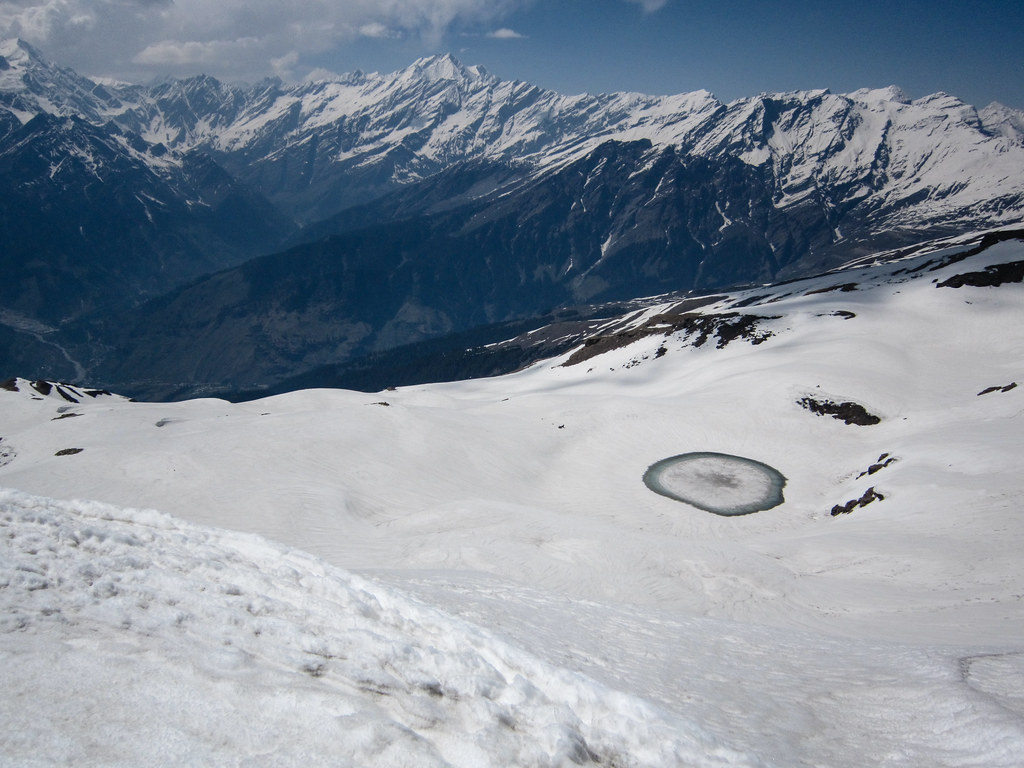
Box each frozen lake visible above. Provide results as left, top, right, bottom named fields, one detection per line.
left=643, top=451, right=786, bottom=516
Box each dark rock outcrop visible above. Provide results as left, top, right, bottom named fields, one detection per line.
left=798, top=397, right=881, bottom=426
left=831, top=486, right=885, bottom=516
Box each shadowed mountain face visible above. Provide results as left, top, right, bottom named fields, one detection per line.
left=227, top=229, right=1021, bottom=402
left=2, top=38, right=1024, bottom=397
left=0, top=113, right=296, bottom=325
left=81, top=146, right=772, bottom=393
left=92, top=138, right=985, bottom=399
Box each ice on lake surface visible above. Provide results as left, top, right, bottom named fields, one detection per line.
left=643, top=452, right=786, bottom=516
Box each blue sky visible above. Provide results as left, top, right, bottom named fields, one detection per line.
left=3, top=0, right=1022, bottom=109
left=465, top=0, right=1024, bottom=107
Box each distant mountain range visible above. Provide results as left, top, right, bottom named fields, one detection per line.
left=2, top=37, right=1023, bottom=399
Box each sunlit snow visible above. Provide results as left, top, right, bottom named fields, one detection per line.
left=1, top=231, right=1023, bottom=766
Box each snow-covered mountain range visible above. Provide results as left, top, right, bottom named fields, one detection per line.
left=2, top=36, right=1024, bottom=396
left=2, top=229, right=1023, bottom=765
left=6, top=37, right=1023, bottom=227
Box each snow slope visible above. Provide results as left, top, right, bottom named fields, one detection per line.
left=1, top=231, right=1023, bottom=765
left=1, top=489, right=743, bottom=767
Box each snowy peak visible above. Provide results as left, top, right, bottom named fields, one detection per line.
left=847, top=84, right=911, bottom=105
left=672, top=83, right=1024, bottom=233
left=128, top=74, right=251, bottom=146
left=0, top=37, right=45, bottom=71
left=404, top=52, right=493, bottom=86
left=0, top=38, right=115, bottom=125
left=980, top=101, right=1024, bottom=145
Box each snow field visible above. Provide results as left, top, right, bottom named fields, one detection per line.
left=0, top=234, right=1022, bottom=765
left=0, top=489, right=753, bottom=767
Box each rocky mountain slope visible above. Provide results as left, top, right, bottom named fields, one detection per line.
left=0, top=113, right=293, bottom=321
left=0, top=40, right=296, bottom=325
left=240, top=227, right=1024, bottom=396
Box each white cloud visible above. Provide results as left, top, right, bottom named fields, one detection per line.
left=133, top=37, right=262, bottom=68
left=486, top=27, right=525, bottom=39
left=358, top=22, right=398, bottom=40
left=623, top=0, right=669, bottom=12
left=270, top=50, right=300, bottom=79
left=0, top=0, right=528, bottom=81
left=303, top=66, right=344, bottom=83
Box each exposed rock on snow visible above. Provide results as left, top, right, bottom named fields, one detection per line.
left=830, top=486, right=885, bottom=516
left=977, top=382, right=1017, bottom=396
left=936, top=260, right=1024, bottom=288
left=561, top=311, right=776, bottom=367
left=0, top=439, right=13, bottom=468
left=0, top=377, right=122, bottom=403
left=796, top=396, right=881, bottom=426
left=856, top=453, right=898, bottom=478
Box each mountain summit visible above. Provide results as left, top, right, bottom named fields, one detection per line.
left=403, top=52, right=493, bottom=84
